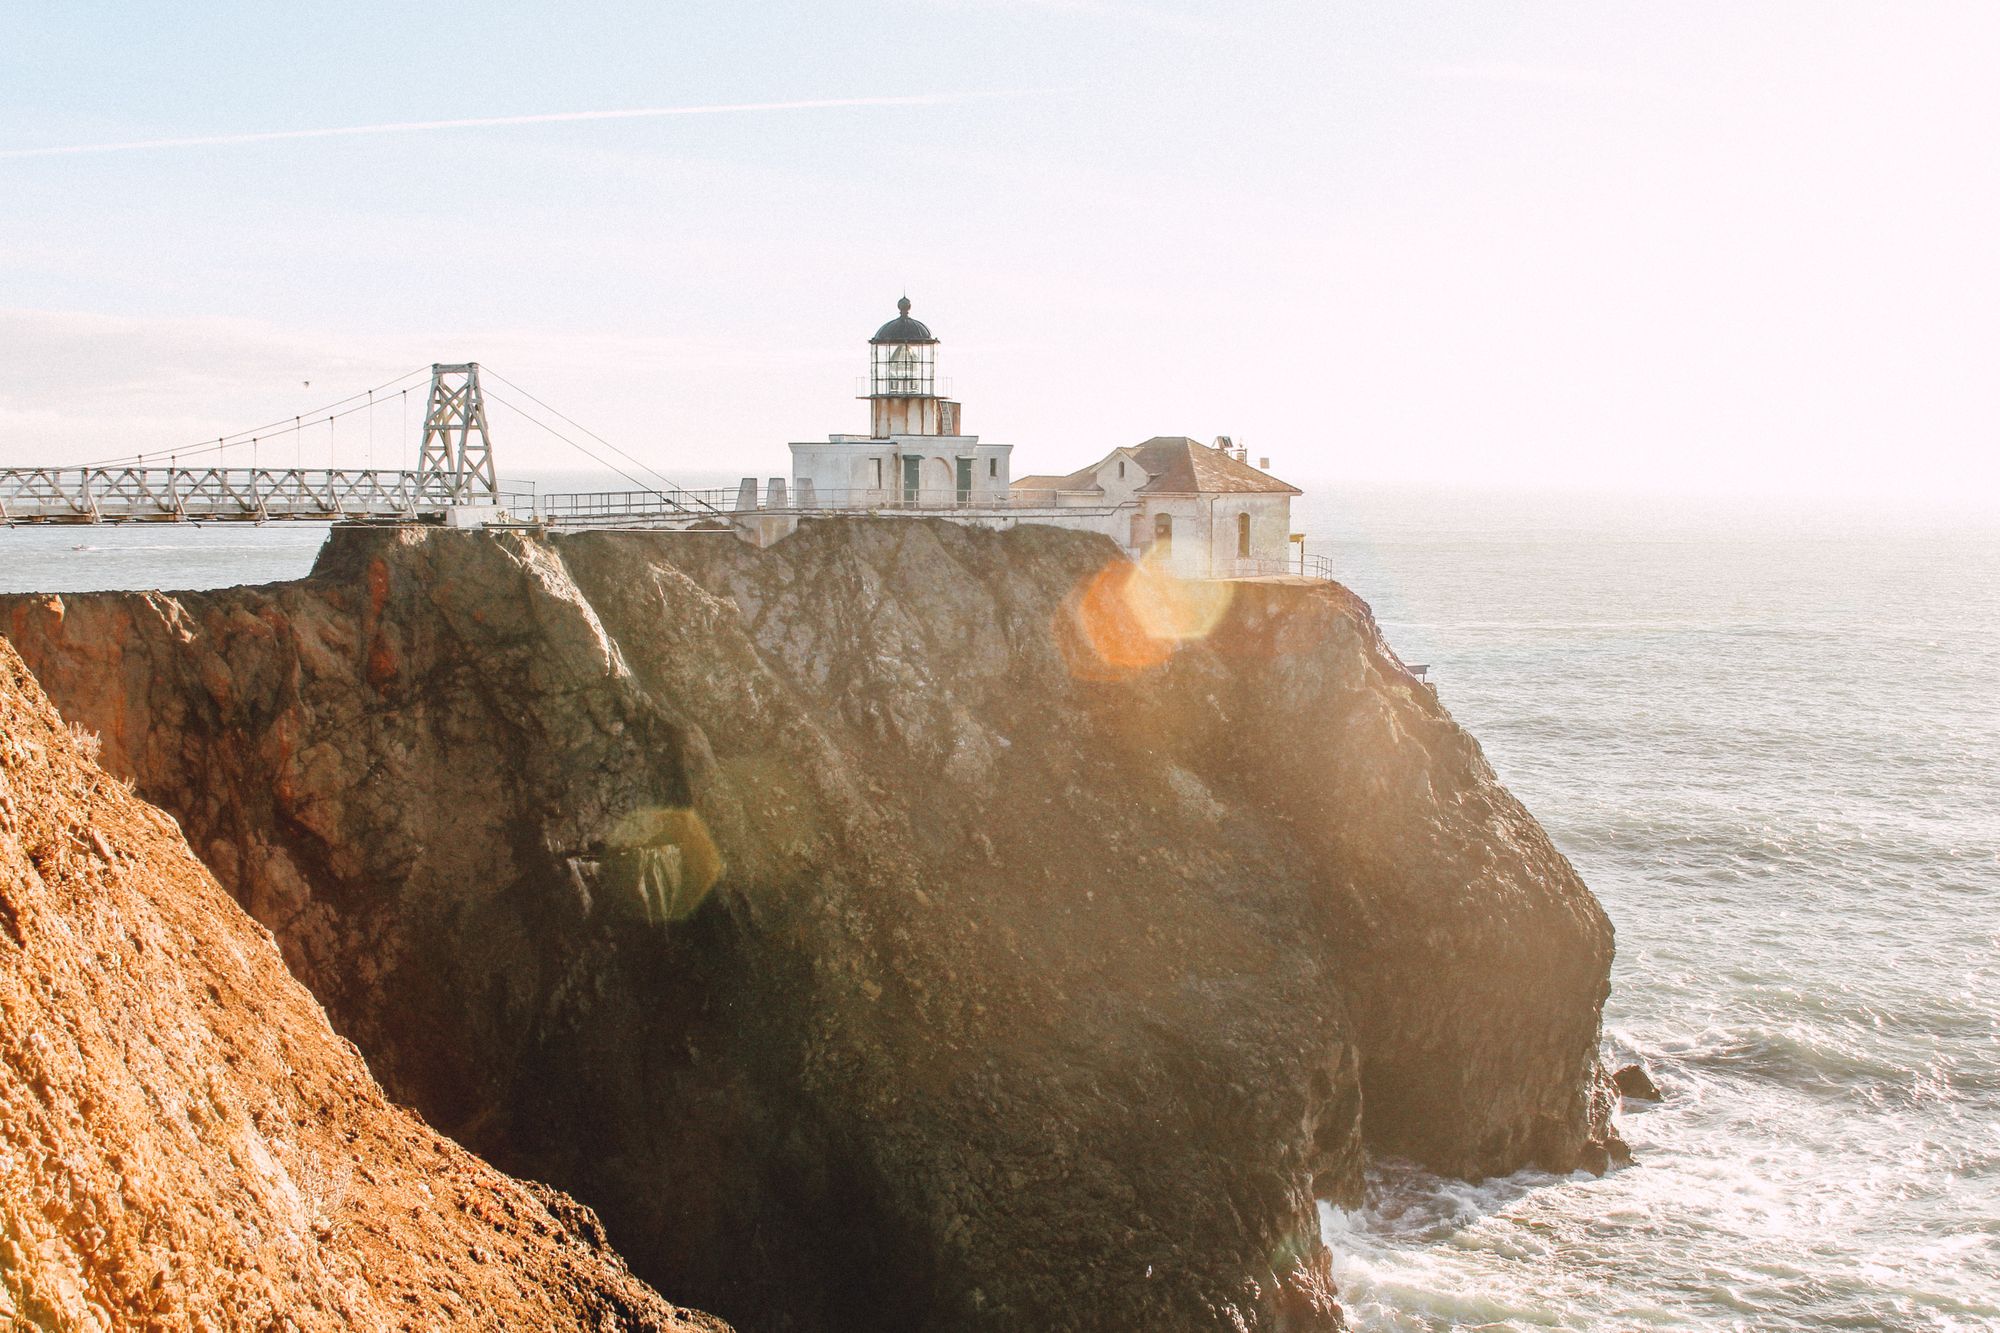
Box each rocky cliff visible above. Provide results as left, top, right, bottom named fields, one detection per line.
left=0, top=638, right=727, bottom=1332
left=1, top=520, right=1621, bottom=1331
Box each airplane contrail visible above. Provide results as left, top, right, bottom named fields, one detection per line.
left=0, top=92, right=1032, bottom=160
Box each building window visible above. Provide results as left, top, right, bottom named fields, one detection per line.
left=988, top=458, right=997, bottom=478
left=873, top=458, right=883, bottom=489
left=1237, top=511, right=1251, bottom=557
left=1154, top=511, right=1173, bottom=555
left=1118, top=461, right=1126, bottom=479
left=873, top=342, right=935, bottom=397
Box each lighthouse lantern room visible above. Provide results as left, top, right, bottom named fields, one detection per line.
left=866, top=297, right=961, bottom=436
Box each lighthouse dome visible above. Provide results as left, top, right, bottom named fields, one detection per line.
left=870, top=296, right=937, bottom=344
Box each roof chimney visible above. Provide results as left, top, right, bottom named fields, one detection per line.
left=1258, top=456, right=1270, bottom=470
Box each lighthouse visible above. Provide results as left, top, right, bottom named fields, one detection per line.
left=789, top=297, right=1012, bottom=507
left=776, top=295, right=1300, bottom=577
left=867, top=296, right=962, bottom=437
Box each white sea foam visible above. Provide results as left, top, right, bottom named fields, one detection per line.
left=1299, top=489, right=2000, bottom=1331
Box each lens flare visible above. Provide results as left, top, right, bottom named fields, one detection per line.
left=1058, top=555, right=1235, bottom=681
left=603, top=806, right=724, bottom=923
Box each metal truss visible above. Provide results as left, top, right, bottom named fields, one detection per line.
left=415, top=363, right=497, bottom=503
left=0, top=466, right=433, bottom=523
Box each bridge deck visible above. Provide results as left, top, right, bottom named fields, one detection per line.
left=1, top=470, right=1124, bottom=530
left=0, top=466, right=538, bottom=523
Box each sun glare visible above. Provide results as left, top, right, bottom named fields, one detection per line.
left=1059, top=554, right=1236, bottom=682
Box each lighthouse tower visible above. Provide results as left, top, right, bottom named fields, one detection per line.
left=867, top=296, right=962, bottom=436
left=789, top=296, right=1011, bottom=507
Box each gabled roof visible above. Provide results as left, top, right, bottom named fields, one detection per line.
left=1125, top=437, right=1301, bottom=495
left=1014, top=439, right=1298, bottom=498
left=1012, top=470, right=1102, bottom=493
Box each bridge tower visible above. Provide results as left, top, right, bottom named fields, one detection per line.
left=415, top=363, right=498, bottom=502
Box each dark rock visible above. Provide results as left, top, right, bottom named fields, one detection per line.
left=1576, top=1140, right=1611, bottom=1176
left=1613, top=1063, right=1664, bottom=1102
left=2, top=520, right=1620, bottom=1331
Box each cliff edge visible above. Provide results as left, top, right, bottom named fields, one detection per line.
left=2, top=520, right=1620, bottom=1331
left=0, top=639, right=728, bottom=1331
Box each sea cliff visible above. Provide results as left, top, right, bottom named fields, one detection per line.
left=0, top=637, right=726, bottom=1331
left=2, top=519, right=1621, bottom=1331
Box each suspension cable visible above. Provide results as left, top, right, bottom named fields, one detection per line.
left=479, top=367, right=718, bottom=513
left=475, top=387, right=666, bottom=499
left=63, top=366, right=432, bottom=469
left=477, top=387, right=721, bottom=514
left=38, top=365, right=713, bottom=518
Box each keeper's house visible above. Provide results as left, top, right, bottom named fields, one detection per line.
left=1011, top=436, right=1300, bottom=581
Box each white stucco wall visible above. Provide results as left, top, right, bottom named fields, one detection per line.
left=1116, top=495, right=1192, bottom=577
left=1122, top=492, right=1293, bottom=578
left=790, top=433, right=1012, bottom=507
left=1207, top=493, right=1293, bottom=571
left=1089, top=451, right=1150, bottom=508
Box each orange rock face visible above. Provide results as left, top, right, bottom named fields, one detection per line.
left=0, top=640, right=728, bottom=1333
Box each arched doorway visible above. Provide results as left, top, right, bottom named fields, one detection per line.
left=921, top=456, right=954, bottom=506
left=1153, top=512, right=1173, bottom=557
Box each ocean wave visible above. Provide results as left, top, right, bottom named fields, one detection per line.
left=1321, top=1145, right=2000, bottom=1332
left=1607, top=1019, right=2000, bottom=1109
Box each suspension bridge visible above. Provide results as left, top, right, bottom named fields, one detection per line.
left=0, top=363, right=735, bottom=529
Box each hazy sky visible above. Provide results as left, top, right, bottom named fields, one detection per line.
left=3, top=2, right=1996, bottom=502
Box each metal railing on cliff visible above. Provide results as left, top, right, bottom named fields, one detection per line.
left=1229, top=553, right=1339, bottom=582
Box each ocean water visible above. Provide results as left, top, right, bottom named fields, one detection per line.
left=2, top=484, right=1996, bottom=1330
left=1297, top=488, right=2000, bottom=1332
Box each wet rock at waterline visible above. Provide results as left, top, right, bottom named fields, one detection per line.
left=1614, top=1062, right=1665, bottom=1103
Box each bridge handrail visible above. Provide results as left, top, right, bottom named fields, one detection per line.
left=0, top=465, right=537, bottom=521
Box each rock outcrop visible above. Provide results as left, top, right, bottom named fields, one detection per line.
left=1613, top=1063, right=1663, bottom=1103
left=2, top=519, right=1621, bottom=1331
left=0, top=639, right=727, bottom=1332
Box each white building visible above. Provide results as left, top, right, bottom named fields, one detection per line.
left=1013, top=437, right=1301, bottom=580
left=788, top=297, right=1014, bottom=509
left=782, top=298, right=1303, bottom=578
